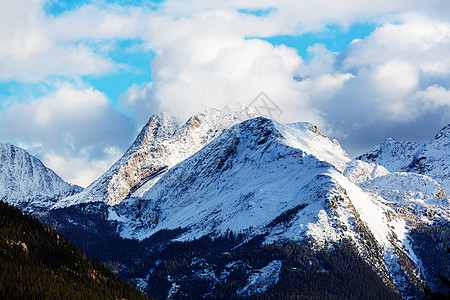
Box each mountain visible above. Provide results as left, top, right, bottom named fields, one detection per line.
left=110, top=117, right=351, bottom=240
left=358, top=124, right=450, bottom=194
left=38, top=110, right=450, bottom=299
left=0, top=142, right=82, bottom=212
left=411, top=125, right=450, bottom=194
left=0, top=200, right=150, bottom=299
left=357, top=138, right=425, bottom=173
left=54, top=105, right=256, bottom=208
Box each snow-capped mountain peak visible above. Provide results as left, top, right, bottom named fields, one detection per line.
left=54, top=104, right=256, bottom=208
left=0, top=142, right=82, bottom=212
left=357, top=138, right=425, bottom=173
left=39, top=111, right=450, bottom=299
left=108, top=117, right=354, bottom=241
left=277, top=122, right=350, bottom=171
left=358, top=123, right=450, bottom=194
left=433, top=124, right=450, bottom=140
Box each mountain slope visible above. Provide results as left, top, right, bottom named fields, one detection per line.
left=41, top=116, right=406, bottom=298
left=358, top=124, right=450, bottom=194
left=342, top=159, right=450, bottom=298
left=0, top=142, right=82, bottom=212
left=411, top=125, right=450, bottom=193
left=104, top=116, right=439, bottom=297
left=37, top=110, right=449, bottom=299
left=357, top=138, right=425, bottom=173
left=0, top=200, right=149, bottom=300
left=55, top=105, right=256, bottom=208
left=110, top=117, right=351, bottom=241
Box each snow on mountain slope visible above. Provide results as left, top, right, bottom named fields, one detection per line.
left=107, top=116, right=425, bottom=297
left=357, top=138, right=425, bottom=172
left=343, top=160, right=389, bottom=184
left=0, top=142, right=82, bottom=212
left=110, top=117, right=350, bottom=241
left=411, top=125, right=450, bottom=193
left=265, top=164, right=430, bottom=293
left=360, top=172, right=444, bottom=203
left=344, top=159, right=448, bottom=221
left=277, top=122, right=350, bottom=172
left=343, top=160, right=450, bottom=295
left=358, top=124, right=450, bottom=194
left=237, top=260, right=282, bottom=296
left=54, top=105, right=256, bottom=208
left=360, top=173, right=449, bottom=222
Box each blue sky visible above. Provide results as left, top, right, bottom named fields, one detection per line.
left=1, top=0, right=450, bottom=186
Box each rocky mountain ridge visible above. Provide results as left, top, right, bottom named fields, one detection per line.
left=358, top=125, right=450, bottom=194
left=55, top=105, right=256, bottom=208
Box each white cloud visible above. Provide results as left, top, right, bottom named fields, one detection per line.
left=148, top=36, right=324, bottom=124
left=2, top=0, right=450, bottom=83
left=416, top=85, right=450, bottom=110
left=118, top=82, right=156, bottom=126
left=333, top=15, right=450, bottom=122
left=300, top=14, right=450, bottom=154
left=373, top=61, right=418, bottom=96
left=342, top=14, right=450, bottom=75
left=42, top=147, right=122, bottom=187
left=2, top=0, right=450, bottom=186
left=0, top=1, right=123, bottom=81
left=0, top=83, right=134, bottom=185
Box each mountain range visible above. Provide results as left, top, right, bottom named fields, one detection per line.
left=357, top=125, right=450, bottom=194
left=1, top=105, right=448, bottom=299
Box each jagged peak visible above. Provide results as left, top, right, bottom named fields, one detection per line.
left=0, top=142, right=83, bottom=191
left=230, top=117, right=349, bottom=171
left=235, top=117, right=282, bottom=143
left=0, top=140, right=82, bottom=211
left=180, top=104, right=256, bottom=129
left=433, top=124, right=450, bottom=140
left=0, top=141, right=48, bottom=172
left=0, top=140, right=28, bottom=153
left=125, top=112, right=180, bottom=154
left=384, top=137, right=397, bottom=144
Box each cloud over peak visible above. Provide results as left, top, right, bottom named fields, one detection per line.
left=1, top=0, right=450, bottom=185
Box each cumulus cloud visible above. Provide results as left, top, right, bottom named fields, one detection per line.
left=0, top=84, right=134, bottom=186
left=118, top=82, right=156, bottom=125
left=42, top=147, right=122, bottom=187
left=341, top=15, right=450, bottom=74
left=416, top=85, right=450, bottom=110
left=2, top=0, right=450, bottom=186
left=0, top=0, right=128, bottom=81
left=310, top=15, right=450, bottom=155
left=149, top=36, right=323, bottom=124
left=137, top=2, right=450, bottom=143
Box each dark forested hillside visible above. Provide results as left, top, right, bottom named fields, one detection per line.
left=0, top=200, right=150, bottom=300
left=38, top=202, right=405, bottom=299
left=410, top=223, right=450, bottom=299
left=141, top=236, right=403, bottom=299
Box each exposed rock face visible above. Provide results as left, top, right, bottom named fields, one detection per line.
left=55, top=105, right=256, bottom=208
